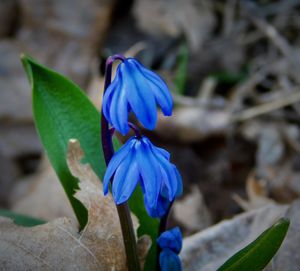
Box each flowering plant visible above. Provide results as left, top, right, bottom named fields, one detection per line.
left=100, top=54, right=183, bottom=270
left=21, top=53, right=290, bottom=271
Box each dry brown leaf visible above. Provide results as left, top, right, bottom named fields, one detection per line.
left=181, top=203, right=289, bottom=271
left=68, top=139, right=127, bottom=270
left=0, top=139, right=128, bottom=270
left=137, top=235, right=152, bottom=269
left=182, top=199, right=300, bottom=271
left=233, top=172, right=274, bottom=211
left=173, top=185, right=212, bottom=233
left=156, top=107, right=230, bottom=142
left=133, top=0, right=216, bottom=51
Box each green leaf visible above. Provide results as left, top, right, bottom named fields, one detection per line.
left=217, top=218, right=290, bottom=271
left=21, top=55, right=159, bottom=270
left=174, top=44, right=189, bottom=95
left=0, top=209, right=46, bottom=227
left=22, top=54, right=104, bottom=228
left=210, top=65, right=249, bottom=85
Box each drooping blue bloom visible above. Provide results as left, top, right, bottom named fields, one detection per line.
left=157, top=227, right=182, bottom=253
left=144, top=192, right=171, bottom=218
left=102, top=57, right=173, bottom=135
left=159, top=249, right=182, bottom=271
left=103, top=136, right=182, bottom=217
left=157, top=227, right=183, bottom=271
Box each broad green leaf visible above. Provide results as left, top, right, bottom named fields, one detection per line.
left=0, top=209, right=46, bottom=227
left=21, top=55, right=159, bottom=270
left=217, top=218, right=290, bottom=271
left=22, top=55, right=103, bottom=228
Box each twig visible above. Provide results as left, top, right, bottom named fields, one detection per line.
left=231, top=90, right=300, bottom=122
left=260, top=0, right=300, bottom=17
left=230, top=63, right=271, bottom=112
left=172, top=92, right=226, bottom=109
left=223, top=0, right=237, bottom=36
left=241, top=1, right=299, bottom=67
left=196, top=77, right=217, bottom=101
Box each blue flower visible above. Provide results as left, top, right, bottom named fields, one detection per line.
left=144, top=193, right=171, bottom=218
left=157, top=227, right=183, bottom=271
left=103, top=136, right=182, bottom=217
left=157, top=227, right=182, bottom=253
left=159, top=249, right=182, bottom=271
left=102, top=57, right=173, bottom=135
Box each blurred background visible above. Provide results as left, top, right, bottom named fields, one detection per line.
left=1, top=0, right=300, bottom=236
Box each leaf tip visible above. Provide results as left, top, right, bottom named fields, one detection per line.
left=20, top=53, right=35, bottom=85
left=277, top=217, right=290, bottom=224
left=275, top=217, right=290, bottom=232
left=20, top=53, right=34, bottom=66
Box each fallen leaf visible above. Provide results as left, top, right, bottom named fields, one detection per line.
left=173, top=185, right=212, bottom=233
left=181, top=203, right=289, bottom=271
left=156, top=107, right=230, bottom=142
left=133, top=0, right=216, bottom=51
left=233, top=172, right=274, bottom=211
left=137, top=235, right=152, bottom=269
left=67, top=139, right=127, bottom=270
left=0, top=139, right=128, bottom=270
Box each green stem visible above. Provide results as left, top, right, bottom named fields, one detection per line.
left=117, top=203, right=141, bottom=271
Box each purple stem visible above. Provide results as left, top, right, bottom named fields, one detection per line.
left=128, top=122, right=142, bottom=139
left=101, top=55, right=125, bottom=164
left=156, top=201, right=174, bottom=270
left=101, top=55, right=141, bottom=271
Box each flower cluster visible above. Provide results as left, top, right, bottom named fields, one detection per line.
left=157, top=227, right=182, bottom=271
left=102, top=56, right=182, bottom=218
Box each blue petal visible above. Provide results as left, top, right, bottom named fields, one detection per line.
left=149, top=140, right=182, bottom=201
left=144, top=194, right=170, bottom=217
left=173, top=166, right=183, bottom=197
left=103, top=138, right=136, bottom=195
left=102, top=67, right=123, bottom=124
left=112, top=150, right=139, bottom=204
left=122, top=60, right=157, bottom=130
left=159, top=249, right=182, bottom=271
left=136, top=137, right=161, bottom=209
left=153, top=146, right=170, bottom=160
left=160, top=180, right=170, bottom=199
left=155, top=154, right=178, bottom=201
left=130, top=58, right=173, bottom=116
left=102, top=89, right=113, bottom=124
left=157, top=227, right=182, bottom=253
left=109, top=71, right=129, bottom=135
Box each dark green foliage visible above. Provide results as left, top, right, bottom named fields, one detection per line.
left=217, top=218, right=290, bottom=271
